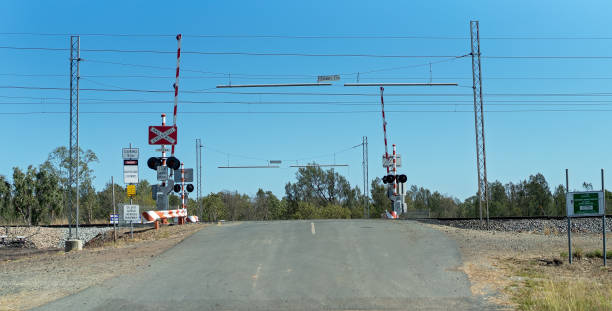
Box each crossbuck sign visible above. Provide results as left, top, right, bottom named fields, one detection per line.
left=148, top=126, right=178, bottom=145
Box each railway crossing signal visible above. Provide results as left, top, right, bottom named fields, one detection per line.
left=148, top=125, right=177, bottom=145
left=173, top=183, right=194, bottom=193
left=382, top=174, right=407, bottom=184
left=166, top=156, right=180, bottom=170
left=147, top=156, right=181, bottom=171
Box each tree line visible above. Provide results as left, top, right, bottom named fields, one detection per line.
left=1, top=147, right=611, bottom=225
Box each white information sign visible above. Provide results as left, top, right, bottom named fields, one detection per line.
left=122, top=148, right=139, bottom=160
left=174, top=168, right=194, bottom=182
left=123, top=165, right=139, bottom=184
left=157, top=166, right=168, bottom=181
left=317, top=75, right=340, bottom=82
left=382, top=154, right=402, bottom=168
left=123, top=205, right=140, bottom=222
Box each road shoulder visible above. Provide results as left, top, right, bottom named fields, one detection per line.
left=427, top=222, right=612, bottom=310
left=0, top=223, right=206, bottom=311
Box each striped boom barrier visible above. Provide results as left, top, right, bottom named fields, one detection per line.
left=142, top=208, right=188, bottom=222
left=380, top=87, right=390, bottom=174
left=385, top=210, right=399, bottom=219
left=171, top=34, right=182, bottom=156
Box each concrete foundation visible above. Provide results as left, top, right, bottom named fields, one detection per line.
left=65, top=239, right=83, bottom=252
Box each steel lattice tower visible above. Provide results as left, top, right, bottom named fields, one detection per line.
left=470, top=21, right=489, bottom=225
left=68, top=36, right=81, bottom=239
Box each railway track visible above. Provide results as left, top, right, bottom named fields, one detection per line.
left=2, top=223, right=154, bottom=228
left=425, top=214, right=611, bottom=221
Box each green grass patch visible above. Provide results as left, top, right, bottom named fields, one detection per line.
left=585, top=249, right=612, bottom=259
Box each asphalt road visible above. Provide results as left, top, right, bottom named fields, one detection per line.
left=36, top=220, right=494, bottom=310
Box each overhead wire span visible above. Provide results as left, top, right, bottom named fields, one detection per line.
left=5, top=32, right=612, bottom=40
left=9, top=100, right=612, bottom=106
left=202, top=142, right=362, bottom=165
left=5, top=109, right=612, bottom=115
left=5, top=46, right=612, bottom=60
left=0, top=46, right=464, bottom=58
left=11, top=72, right=612, bottom=81
left=7, top=85, right=612, bottom=97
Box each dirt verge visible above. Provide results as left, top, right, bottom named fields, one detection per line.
left=0, top=223, right=206, bottom=311
left=427, top=223, right=612, bottom=310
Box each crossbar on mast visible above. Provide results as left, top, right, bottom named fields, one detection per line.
left=217, top=83, right=332, bottom=88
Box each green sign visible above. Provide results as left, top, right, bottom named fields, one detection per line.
left=567, top=192, right=604, bottom=217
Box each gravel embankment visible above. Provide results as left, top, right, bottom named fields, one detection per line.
left=1, top=226, right=112, bottom=249
left=56, top=227, right=113, bottom=248
left=421, top=217, right=612, bottom=234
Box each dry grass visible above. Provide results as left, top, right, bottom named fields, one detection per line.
left=514, top=279, right=612, bottom=310
left=507, top=258, right=612, bottom=311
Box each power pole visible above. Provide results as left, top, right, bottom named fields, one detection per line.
left=470, top=21, right=489, bottom=226
left=68, top=35, right=81, bottom=239
left=362, top=136, right=369, bottom=218
left=196, top=138, right=203, bottom=219
left=111, top=176, right=116, bottom=243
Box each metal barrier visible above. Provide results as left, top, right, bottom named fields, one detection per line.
left=402, top=209, right=431, bottom=219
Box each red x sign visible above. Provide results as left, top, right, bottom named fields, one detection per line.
left=148, top=126, right=178, bottom=145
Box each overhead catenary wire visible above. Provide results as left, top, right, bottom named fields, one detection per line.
left=10, top=100, right=612, bottom=106
left=6, top=46, right=612, bottom=60
left=11, top=72, right=612, bottom=81
left=5, top=109, right=612, bottom=116
left=7, top=85, right=612, bottom=97
left=203, top=141, right=362, bottom=165
left=0, top=46, right=465, bottom=58
left=4, top=32, right=612, bottom=40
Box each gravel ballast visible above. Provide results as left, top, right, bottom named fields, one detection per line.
left=422, top=217, right=612, bottom=234
left=1, top=226, right=113, bottom=249
left=56, top=227, right=113, bottom=248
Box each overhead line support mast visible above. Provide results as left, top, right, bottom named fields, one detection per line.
left=68, top=35, right=81, bottom=239
left=470, top=20, right=490, bottom=227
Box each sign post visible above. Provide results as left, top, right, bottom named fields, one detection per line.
left=602, top=169, right=607, bottom=267
left=123, top=204, right=139, bottom=239
left=148, top=126, right=177, bottom=145
left=123, top=148, right=139, bottom=184
left=565, top=169, right=607, bottom=266
left=122, top=145, right=139, bottom=238
left=382, top=154, right=401, bottom=168
left=111, top=176, right=116, bottom=244
left=157, top=166, right=168, bottom=181
left=174, top=168, right=193, bottom=182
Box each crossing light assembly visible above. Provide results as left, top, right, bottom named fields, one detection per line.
left=173, top=184, right=194, bottom=193
left=166, top=156, right=181, bottom=170
left=147, top=157, right=162, bottom=170
left=397, top=174, right=407, bottom=183
left=382, top=174, right=407, bottom=184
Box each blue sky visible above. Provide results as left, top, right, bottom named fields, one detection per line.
left=2, top=0, right=612, bottom=200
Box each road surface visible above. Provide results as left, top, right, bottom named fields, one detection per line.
left=36, top=220, right=495, bottom=310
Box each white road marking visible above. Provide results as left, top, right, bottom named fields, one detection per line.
left=252, top=264, right=262, bottom=289
left=311, top=222, right=316, bottom=235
